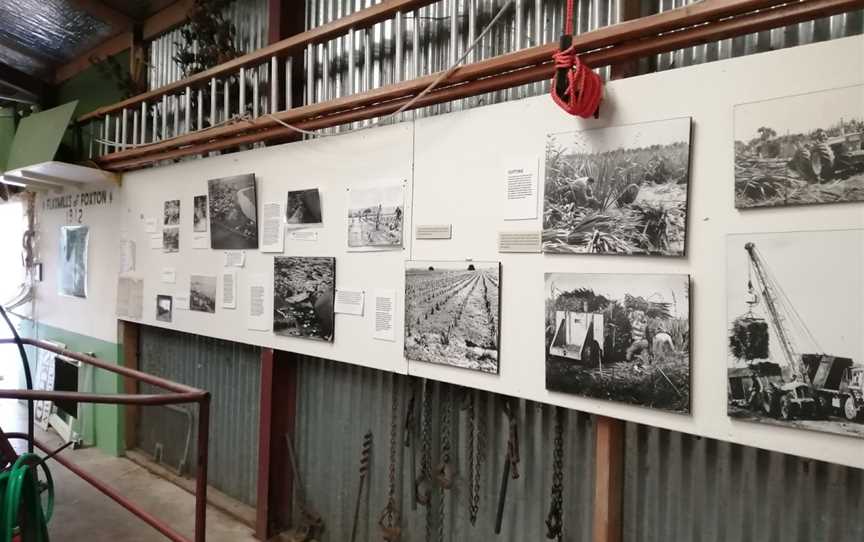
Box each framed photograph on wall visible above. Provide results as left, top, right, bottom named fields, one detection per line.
left=543, top=117, right=692, bottom=256
left=273, top=256, right=336, bottom=342
left=346, top=182, right=405, bottom=250
left=734, top=84, right=864, bottom=208
left=404, top=260, right=501, bottom=374
left=726, top=229, right=864, bottom=437
left=545, top=272, right=691, bottom=413
left=207, top=174, right=259, bottom=249
left=286, top=188, right=323, bottom=227
left=58, top=225, right=89, bottom=298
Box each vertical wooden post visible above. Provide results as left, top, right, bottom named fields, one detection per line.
left=593, top=416, right=624, bottom=542
left=255, top=348, right=299, bottom=539
left=610, top=0, right=642, bottom=80
left=267, top=0, right=306, bottom=111
left=119, top=320, right=140, bottom=452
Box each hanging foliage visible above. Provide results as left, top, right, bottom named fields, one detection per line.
left=173, top=0, right=241, bottom=77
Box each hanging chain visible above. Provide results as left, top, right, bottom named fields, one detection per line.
left=436, top=385, right=454, bottom=542
left=545, top=407, right=565, bottom=541
left=379, top=376, right=402, bottom=541
left=467, top=390, right=483, bottom=525
left=419, top=381, right=434, bottom=542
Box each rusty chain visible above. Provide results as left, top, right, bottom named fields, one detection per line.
left=419, top=380, right=434, bottom=542
left=379, top=376, right=402, bottom=541
left=545, top=407, right=565, bottom=541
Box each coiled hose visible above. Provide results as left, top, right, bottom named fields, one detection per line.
left=0, top=453, right=53, bottom=542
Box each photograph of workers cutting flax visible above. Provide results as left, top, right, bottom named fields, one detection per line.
left=543, top=117, right=692, bottom=256
left=545, top=273, right=690, bottom=413
left=207, top=173, right=259, bottom=249
left=727, top=230, right=864, bottom=436
left=734, top=84, right=864, bottom=208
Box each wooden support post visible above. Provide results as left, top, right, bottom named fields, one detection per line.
left=593, top=416, right=624, bottom=542
left=119, top=320, right=140, bottom=452
left=610, top=0, right=642, bottom=80
left=255, top=348, right=298, bottom=539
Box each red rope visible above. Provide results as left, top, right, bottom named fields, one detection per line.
left=551, top=0, right=603, bottom=118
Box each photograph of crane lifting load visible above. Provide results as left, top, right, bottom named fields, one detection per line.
left=726, top=230, right=864, bottom=437
left=545, top=273, right=691, bottom=413
left=734, top=85, right=864, bottom=208
left=542, top=117, right=692, bottom=256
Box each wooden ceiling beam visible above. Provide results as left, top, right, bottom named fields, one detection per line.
left=0, top=62, right=45, bottom=99
left=142, top=0, right=194, bottom=41
left=68, top=0, right=135, bottom=31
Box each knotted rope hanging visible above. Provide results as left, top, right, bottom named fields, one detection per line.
left=551, top=0, right=603, bottom=117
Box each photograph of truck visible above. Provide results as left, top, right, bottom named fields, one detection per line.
left=726, top=230, right=864, bottom=437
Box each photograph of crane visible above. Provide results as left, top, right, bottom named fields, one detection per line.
left=726, top=230, right=864, bottom=437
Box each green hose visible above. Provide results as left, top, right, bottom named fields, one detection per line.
left=0, top=454, right=53, bottom=542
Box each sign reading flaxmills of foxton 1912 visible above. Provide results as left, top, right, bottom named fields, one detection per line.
left=43, top=188, right=115, bottom=225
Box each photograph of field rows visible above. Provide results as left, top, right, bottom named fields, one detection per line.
left=734, top=85, right=864, bottom=208
left=543, top=117, right=692, bottom=256
left=405, top=261, right=501, bottom=374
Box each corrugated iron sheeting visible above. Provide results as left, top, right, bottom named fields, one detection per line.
left=295, top=355, right=595, bottom=541
left=138, top=325, right=262, bottom=507
left=623, top=422, right=864, bottom=541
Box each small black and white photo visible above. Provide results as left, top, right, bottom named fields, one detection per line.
left=193, top=195, right=208, bottom=232
left=545, top=273, right=691, bottom=413
left=162, top=227, right=179, bottom=253
left=190, top=275, right=217, bottom=313
left=543, top=117, right=692, bottom=256
left=58, top=225, right=89, bottom=298
left=164, top=199, right=180, bottom=226
left=734, top=85, right=864, bottom=208
left=273, top=256, right=335, bottom=341
left=405, top=261, right=501, bottom=374
left=208, top=173, right=259, bottom=249
left=286, top=188, right=323, bottom=227
left=347, top=183, right=404, bottom=249
left=726, top=230, right=864, bottom=438
left=156, top=295, right=173, bottom=322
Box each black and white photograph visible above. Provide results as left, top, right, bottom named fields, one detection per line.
left=543, top=117, right=692, bottom=256
left=286, top=188, right=323, bottom=227
left=273, top=256, right=335, bottom=341
left=208, top=173, right=259, bottom=249
left=726, top=230, right=864, bottom=437
left=193, top=195, right=208, bottom=232
left=734, top=85, right=864, bottom=208
left=156, top=295, right=173, bottom=322
left=405, top=261, right=501, bottom=374
left=190, top=274, right=217, bottom=313
left=164, top=199, right=180, bottom=226
left=163, top=227, right=179, bottom=253
left=545, top=273, right=691, bottom=413
left=58, top=225, right=89, bottom=298
left=347, top=183, right=404, bottom=249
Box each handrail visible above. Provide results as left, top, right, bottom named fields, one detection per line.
left=99, top=0, right=863, bottom=171
left=78, top=0, right=442, bottom=122
left=0, top=338, right=211, bottom=542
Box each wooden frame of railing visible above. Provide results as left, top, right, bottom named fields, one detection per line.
left=83, top=0, right=864, bottom=172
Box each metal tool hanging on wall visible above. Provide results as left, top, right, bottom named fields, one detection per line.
left=284, top=432, right=324, bottom=542
left=350, top=431, right=373, bottom=542
left=494, top=398, right=521, bottom=534
left=379, top=376, right=402, bottom=542
left=545, top=407, right=566, bottom=541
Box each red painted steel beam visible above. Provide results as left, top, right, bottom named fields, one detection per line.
left=255, top=348, right=275, bottom=539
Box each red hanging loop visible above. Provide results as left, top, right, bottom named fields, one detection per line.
left=551, top=0, right=603, bottom=118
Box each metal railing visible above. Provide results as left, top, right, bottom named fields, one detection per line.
left=0, top=337, right=211, bottom=542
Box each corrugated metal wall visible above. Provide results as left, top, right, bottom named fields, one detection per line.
left=295, top=355, right=596, bottom=541
left=138, top=325, right=262, bottom=507
left=623, top=422, right=864, bottom=542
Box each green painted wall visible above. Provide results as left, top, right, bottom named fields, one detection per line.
left=18, top=320, right=125, bottom=457
left=0, top=107, right=15, bottom=171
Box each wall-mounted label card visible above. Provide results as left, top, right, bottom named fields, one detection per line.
left=221, top=270, right=237, bottom=309
left=120, top=239, right=136, bottom=273
left=144, top=218, right=157, bottom=233
left=116, top=277, right=144, bottom=319
left=373, top=289, right=396, bottom=342
left=192, top=235, right=209, bottom=249
left=174, top=277, right=190, bottom=310
left=161, top=267, right=176, bottom=284
left=149, top=234, right=162, bottom=249
left=416, top=224, right=453, bottom=240
left=247, top=273, right=270, bottom=331
left=224, top=251, right=246, bottom=267
left=260, top=201, right=285, bottom=253
left=498, top=230, right=542, bottom=253
left=290, top=230, right=318, bottom=242
left=504, top=159, right=539, bottom=220
left=335, top=289, right=365, bottom=316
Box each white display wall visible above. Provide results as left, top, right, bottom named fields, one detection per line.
left=119, top=36, right=864, bottom=469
